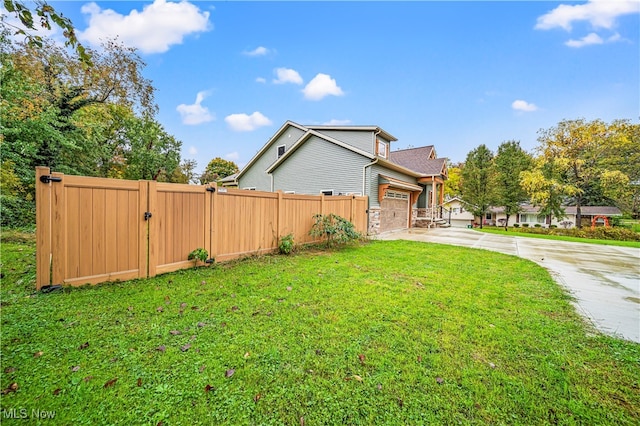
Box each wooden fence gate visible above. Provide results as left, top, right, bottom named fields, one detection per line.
left=35, top=167, right=368, bottom=289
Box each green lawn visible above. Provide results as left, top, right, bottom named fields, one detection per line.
left=477, top=227, right=640, bottom=248
left=1, top=233, right=639, bottom=425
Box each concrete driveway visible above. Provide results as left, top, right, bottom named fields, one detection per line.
left=377, top=227, right=640, bottom=343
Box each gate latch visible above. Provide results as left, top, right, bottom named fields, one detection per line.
left=40, top=175, right=62, bottom=184
left=144, top=212, right=152, bottom=221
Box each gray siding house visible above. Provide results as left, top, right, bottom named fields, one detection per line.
left=235, top=121, right=448, bottom=234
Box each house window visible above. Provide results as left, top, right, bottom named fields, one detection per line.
left=485, top=213, right=492, bottom=220
left=277, top=145, right=286, bottom=158
left=321, top=190, right=334, bottom=196
left=377, top=140, right=387, bottom=158
left=242, top=187, right=256, bottom=191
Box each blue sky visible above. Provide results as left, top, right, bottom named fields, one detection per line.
left=23, top=1, right=640, bottom=172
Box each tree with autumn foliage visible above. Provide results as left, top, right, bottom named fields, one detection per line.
left=200, top=157, right=239, bottom=184
left=521, top=119, right=638, bottom=227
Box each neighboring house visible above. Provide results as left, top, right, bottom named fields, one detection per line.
left=219, top=173, right=239, bottom=188
left=236, top=121, right=448, bottom=234
left=487, top=204, right=622, bottom=228
left=442, top=197, right=475, bottom=228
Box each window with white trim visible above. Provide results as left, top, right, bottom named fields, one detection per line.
left=377, top=140, right=388, bottom=158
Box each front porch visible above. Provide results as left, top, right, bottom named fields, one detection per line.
left=412, top=176, right=449, bottom=228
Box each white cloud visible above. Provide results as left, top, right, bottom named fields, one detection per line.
left=565, top=31, right=625, bottom=48
left=535, top=0, right=639, bottom=31
left=225, top=151, right=240, bottom=161
left=565, top=32, right=604, bottom=48
left=273, top=68, right=303, bottom=85
left=243, top=46, right=270, bottom=56
left=79, top=0, right=211, bottom=54
left=511, top=100, right=538, bottom=112
left=176, top=91, right=214, bottom=125
left=302, top=73, right=345, bottom=101
left=188, top=146, right=198, bottom=156
left=255, top=77, right=267, bottom=84
left=225, top=112, right=272, bottom=132
left=323, top=119, right=352, bottom=125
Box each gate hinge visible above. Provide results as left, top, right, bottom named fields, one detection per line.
left=144, top=212, right=152, bottom=221
left=40, top=175, right=62, bottom=184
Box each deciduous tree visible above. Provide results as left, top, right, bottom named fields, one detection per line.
left=460, top=144, right=495, bottom=228
left=200, top=157, right=239, bottom=184
left=494, top=141, right=533, bottom=229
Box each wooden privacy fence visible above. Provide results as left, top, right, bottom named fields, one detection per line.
left=35, top=167, right=368, bottom=289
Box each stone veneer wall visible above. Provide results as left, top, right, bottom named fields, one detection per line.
left=368, top=208, right=381, bottom=235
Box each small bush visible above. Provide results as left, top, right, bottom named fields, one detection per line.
left=513, top=223, right=520, bottom=228
left=309, top=213, right=362, bottom=248
left=522, top=223, right=530, bottom=228
left=188, top=248, right=209, bottom=266
left=278, top=233, right=295, bottom=255
left=550, top=225, right=558, bottom=229
left=534, top=224, right=542, bottom=228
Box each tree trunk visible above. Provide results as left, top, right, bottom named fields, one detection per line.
left=504, top=214, right=510, bottom=231
left=576, top=201, right=582, bottom=229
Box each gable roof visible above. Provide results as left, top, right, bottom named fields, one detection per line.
left=389, top=146, right=447, bottom=177
left=266, top=128, right=376, bottom=173
left=236, top=120, right=307, bottom=180
left=307, top=125, right=397, bottom=142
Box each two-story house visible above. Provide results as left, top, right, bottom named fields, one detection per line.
left=234, top=121, right=447, bottom=234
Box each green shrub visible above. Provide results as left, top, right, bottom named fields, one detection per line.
left=309, top=213, right=362, bottom=247
left=513, top=223, right=520, bottom=228
left=188, top=248, right=209, bottom=266
left=550, top=225, right=558, bottom=229
left=278, top=233, right=295, bottom=255
left=0, top=195, right=35, bottom=228
left=534, top=224, right=542, bottom=228
left=522, top=223, right=529, bottom=228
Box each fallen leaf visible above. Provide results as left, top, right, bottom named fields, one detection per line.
left=191, top=306, right=200, bottom=311
left=225, top=369, right=235, bottom=378
left=34, top=351, right=43, bottom=357
left=156, top=345, right=166, bottom=352
left=127, top=306, right=134, bottom=311
left=220, top=322, right=227, bottom=328
left=169, top=330, right=181, bottom=335
left=4, top=367, right=15, bottom=373
left=199, top=365, right=206, bottom=373
left=286, top=286, right=292, bottom=291
left=244, top=352, right=250, bottom=359
left=397, top=398, right=404, bottom=407
left=201, top=280, right=206, bottom=285
left=137, top=378, right=142, bottom=387
left=104, top=378, right=118, bottom=388
left=205, top=384, right=214, bottom=392
left=300, top=416, right=305, bottom=426
left=231, top=293, right=236, bottom=298
left=358, top=354, right=366, bottom=364
left=71, top=366, right=80, bottom=372
left=377, top=383, right=382, bottom=390
left=190, top=335, right=196, bottom=341
left=156, top=306, right=163, bottom=312
left=2, top=382, right=18, bottom=394
left=53, top=388, right=61, bottom=395
left=231, top=306, right=239, bottom=311
left=180, top=344, right=191, bottom=352
left=164, top=295, right=170, bottom=302
left=83, top=376, right=93, bottom=382
left=353, top=374, right=363, bottom=382
left=180, top=302, right=187, bottom=308
left=436, top=377, right=444, bottom=384
left=197, top=322, right=206, bottom=328
left=417, top=356, right=422, bottom=362
left=254, top=393, right=261, bottom=402
left=488, top=362, right=496, bottom=369
left=315, top=349, right=323, bottom=355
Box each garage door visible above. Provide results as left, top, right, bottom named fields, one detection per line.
left=380, top=191, right=409, bottom=233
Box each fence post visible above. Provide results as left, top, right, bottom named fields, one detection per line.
left=35, top=167, right=51, bottom=289
left=320, top=193, right=325, bottom=216
left=350, top=195, right=355, bottom=223
left=277, top=190, right=284, bottom=239
left=146, top=180, right=157, bottom=278
left=209, top=182, right=218, bottom=261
